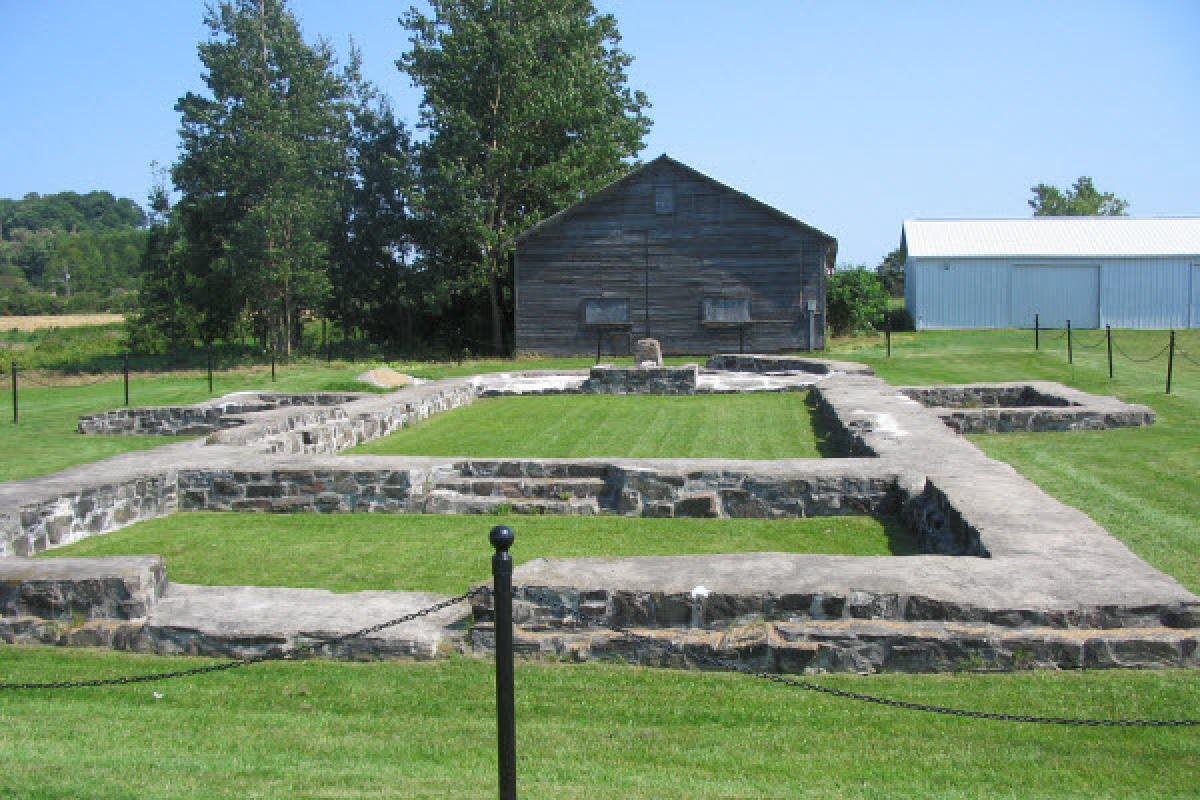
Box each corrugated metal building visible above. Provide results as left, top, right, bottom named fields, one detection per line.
left=902, top=218, right=1200, bottom=329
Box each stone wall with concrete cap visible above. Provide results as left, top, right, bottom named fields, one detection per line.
left=898, top=382, right=1155, bottom=434
left=0, top=556, right=165, bottom=620
left=77, top=392, right=368, bottom=436
left=706, top=354, right=874, bottom=375
left=206, top=379, right=477, bottom=455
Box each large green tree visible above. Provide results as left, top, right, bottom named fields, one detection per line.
left=328, top=83, right=420, bottom=346
left=400, top=0, right=651, bottom=353
left=171, top=0, right=355, bottom=354
left=1029, top=176, right=1128, bottom=216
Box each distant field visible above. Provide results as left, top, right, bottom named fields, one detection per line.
left=0, top=313, right=124, bottom=331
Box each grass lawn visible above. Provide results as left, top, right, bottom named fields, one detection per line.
left=827, top=328, right=1200, bottom=592
left=40, top=512, right=914, bottom=593
left=1, top=649, right=1196, bottom=799
left=6, top=328, right=1200, bottom=797
left=0, top=362, right=395, bottom=483
left=349, top=392, right=830, bottom=459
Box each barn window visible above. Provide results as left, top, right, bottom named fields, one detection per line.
left=702, top=296, right=751, bottom=325
left=582, top=297, right=631, bottom=325
left=654, top=186, right=675, bottom=214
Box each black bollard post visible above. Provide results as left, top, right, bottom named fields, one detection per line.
left=885, top=317, right=892, bottom=358
left=207, top=346, right=214, bottom=394
left=321, top=318, right=327, bottom=361
left=271, top=349, right=276, bottom=382
left=1106, top=325, right=1113, bottom=379
left=596, top=329, right=602, bottom=365
left=1034, top=313, right=1040, bottom=351
left=10, top=360, right=16, bottom=425
left=490, top=525, right=517, bottom=800
left=738, top=324, right=745, bottom=355
left=1166, top=331, right=1176, bottom=395
left=123, top=353, right=130, bottom=406
left=1067, top=320, right=1073, bottom=365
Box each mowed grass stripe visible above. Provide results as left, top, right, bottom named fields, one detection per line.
left=349, top=392, right=828, bottom=459
left=1, top=650, right=1196, bottom=799
left=40, top=512, right=913, bottom=594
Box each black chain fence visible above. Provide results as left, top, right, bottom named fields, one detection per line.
left=7, top=581, right=1197, bottom=728
left=0, top=589, right=480, bottom=690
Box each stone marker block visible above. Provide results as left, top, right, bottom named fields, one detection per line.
left=634, top=338, right=663, bottom=367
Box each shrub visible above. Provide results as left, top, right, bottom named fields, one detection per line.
left=884, top=305, right=915, bottom=332
left=826, top=268, right=888, bottom=335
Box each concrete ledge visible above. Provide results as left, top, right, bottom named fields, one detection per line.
left=706, top=354, right=874, bottom=376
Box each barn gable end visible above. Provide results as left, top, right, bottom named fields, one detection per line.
left=515, top=155, right=835, bottom=356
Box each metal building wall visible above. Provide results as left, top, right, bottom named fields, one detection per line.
left=1100, top=258, right=1193, bottom=329
left=907, top=258, right=1011, bottom=329
left=907, top=256, right=1199, bottom=329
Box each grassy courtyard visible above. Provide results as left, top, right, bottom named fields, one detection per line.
left=40, top=513, right=913, bottom=593
left=349, top=392, right=830, bottom=459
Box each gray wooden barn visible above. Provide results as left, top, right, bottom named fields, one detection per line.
left=514, top=155, right=836, bottom=356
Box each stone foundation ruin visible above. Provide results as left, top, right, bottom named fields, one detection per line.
left=2, top=356, right=1196, bottom=674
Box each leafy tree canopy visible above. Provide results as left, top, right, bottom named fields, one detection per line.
left=1028, top=176, right=1128, bottom=216
left=0, top=191, right=145, bottom=238
left=168, top=0, right=357, bottom=351
left=400, top=0, right=651, bottom=352
left=876, top=246, right=904, bottom=298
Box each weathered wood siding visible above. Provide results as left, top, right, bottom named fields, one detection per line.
left=515, top=158, right=832, bottom=356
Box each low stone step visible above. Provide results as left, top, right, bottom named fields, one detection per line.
left=1, top=583, right=471, bottom=661
left=505, top=554, right=1200, bottom=630
left=432, top=477, right=609, bottom=500
left=422, top=490, right=599, bottom=516
left=469, top=617, right=1200, bottom=674
left=0, top=556, right=165, bottom=620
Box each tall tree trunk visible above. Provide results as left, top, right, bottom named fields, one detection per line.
left=486, top=252, right=504, bottom=355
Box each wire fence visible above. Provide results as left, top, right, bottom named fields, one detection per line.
left=868, top=319, right=1195, bottom=394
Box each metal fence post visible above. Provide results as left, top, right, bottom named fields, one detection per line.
left=10, top=360, right=16, bottom=425
left=1166, top=331, right=1176, bottom=395
left=271, top=349, right=276, bottom=382
left=885, top=317, right=892, bottom=358
left=1066, top=320, right=1073, bottom=365
left=490, top=525, right=517, bottom=800
left=1106, top=325, right=1113, bottom=379
left=207, top=346, right=214, bottom=394
left=1034, top=313, right=1040, bottom=351
left=123, top=353, right=130, bottom=406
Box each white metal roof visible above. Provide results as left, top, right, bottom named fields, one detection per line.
left=903, top=217, right=1200, bottom=258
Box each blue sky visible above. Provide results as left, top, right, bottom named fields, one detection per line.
left=1, top=1, right=1197, bottom=265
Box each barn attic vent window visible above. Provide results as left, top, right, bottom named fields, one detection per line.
left=654, top=186, right=675, bottom=214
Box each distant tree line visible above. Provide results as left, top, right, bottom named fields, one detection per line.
left=0, top=191, right=148, bottom=315
left=129, top=0, right=650, bottom=358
